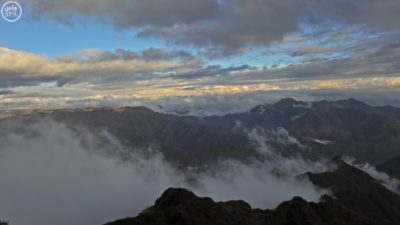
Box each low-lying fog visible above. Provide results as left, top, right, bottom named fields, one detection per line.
left=0, top=119, right=396, bottom=225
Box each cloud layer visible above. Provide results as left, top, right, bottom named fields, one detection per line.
left=1, top=1, right=400, bottom=110
left=26, top=0, right=400, bottom=56
left=0, top=119, right=330, bottom=225
left=1, top=31, right=400, bottom=111
left=0, top=47, right=198, bottom=80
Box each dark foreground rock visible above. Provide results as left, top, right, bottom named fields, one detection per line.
left=104, top=162, right=400, bottom=225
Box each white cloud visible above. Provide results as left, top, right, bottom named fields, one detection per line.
left=343, top=156, right=400, bottom=193
left=0, top=47, right=179, bottom=77
left=0, top=119, right=330, bottom=225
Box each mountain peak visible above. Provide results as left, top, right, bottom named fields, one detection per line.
left=155, top=188, right=202, bottom=208
left=116, top=106, right=154, bottom=113
left=105, top=163, right=400, bottom=225
left=275, top=97, right=300, bottom=106
left=274, top=98, right=310, bottom=109
left=334, top=98, right=369, bottom=108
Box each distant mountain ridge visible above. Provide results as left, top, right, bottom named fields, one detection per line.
left=2, top=99, right=400, bottom=225
left=2, top=98, right=400, bottom=166
left=201, top=98, right=400, bottom=164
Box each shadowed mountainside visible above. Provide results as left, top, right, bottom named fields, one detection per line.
left=206, top=98, right=400, bottom=165
left=104, top=162, right=400, bottom=225
left=378, top=156, right=400, bottom=179
left=2, top=98, right=400, bottom=166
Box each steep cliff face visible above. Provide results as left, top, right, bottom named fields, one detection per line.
left=104, top=162, right=400, bottom=225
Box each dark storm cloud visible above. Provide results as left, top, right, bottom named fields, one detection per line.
left=26, top=0, right=400, bottom=56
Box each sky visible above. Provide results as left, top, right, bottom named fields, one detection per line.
left=1, top=0, right=400, bottom=111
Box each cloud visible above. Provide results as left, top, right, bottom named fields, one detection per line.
left=307, top=0, right=400, bottom=29
left=57, top=48, right=197, bottom=63
left=0, top=118, right=330, bottom=225
left=0, top=119, right=181, bottom=225
left=25, top=0, right=400, bottom=56
left=0, top=73, right=66, bottom=88
left=0, top=47, right=180, bottom=77
left=226, top=33, right=400, bottom=83
left=136, top=0, right=304, bottom=56
left=141, top=48, right=195, bottom=61
left=2, top=76, right=400, bottom=113
left=343, top=156, right=400, bottom=193
left=1, top=30, right=400, bottom=110
left=27, top=0, right=218, bottom=27
left=282, top=41, right=400, bottom=81
left=0, top=90, right=15, bottom=95
left=176, top=64, right=253, bottom=79
left=0, top=47, right=202, bottom=88
left=0, top=47, right=49, bottom=75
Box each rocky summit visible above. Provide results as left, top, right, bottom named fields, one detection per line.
left=105, top=161, right=400, bottom=225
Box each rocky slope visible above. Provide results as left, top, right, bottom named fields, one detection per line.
left=378, top=156, right=400, bottom=179
left=104, top=162, right=400, bottom=225
left=206, top=98, right=400, bottom=165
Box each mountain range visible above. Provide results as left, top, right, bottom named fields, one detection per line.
left=1, top=98, right=400, bottom=224
left=3, top=98, right=400, bottom=169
